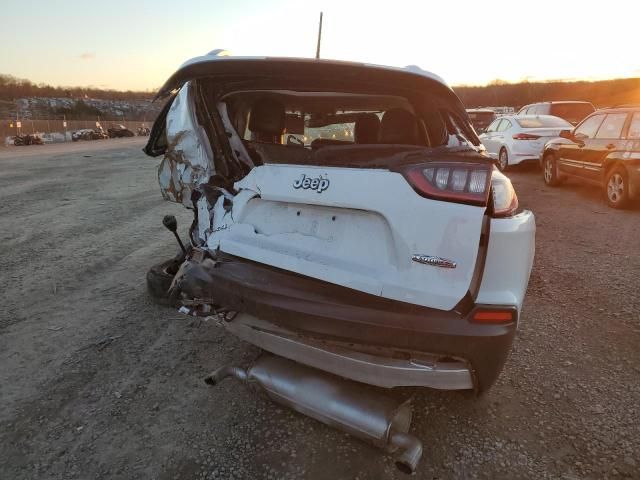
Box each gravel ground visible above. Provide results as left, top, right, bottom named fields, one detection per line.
left=0, top=141, right=638, bottom=479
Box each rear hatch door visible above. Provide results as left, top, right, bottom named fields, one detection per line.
left=148, top=55, right=490, bottom=311
left=210, top=160, right=489, bottom=311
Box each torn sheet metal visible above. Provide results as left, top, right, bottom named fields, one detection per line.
left=158, top=82, right=214, bottom=207
left=196, top=196, right=212, bottom=243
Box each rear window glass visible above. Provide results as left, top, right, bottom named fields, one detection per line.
left=550, top=103, right=595, bottom=123
left=486, top=119, right=501, bottom=132
left=627, top=113, right=640, bottom=139
left=497, top=119, right=512, bottom=131
left=595, top=113, right=627, bottom=139
left=467, top=111, right=495, bottom=120
left=516, top=117, right=573, bottom=128
left=575, top=114, right=605, bottom=139
left=284, top=115, right=357, bottom=147
left=233, top=91, right=480, bottom=152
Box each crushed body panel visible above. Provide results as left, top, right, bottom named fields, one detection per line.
left=203, top=164, right=486, bottom=310
left=145, top=55, right=535, bottom=394
left=157, top=82, right=214, bottom=207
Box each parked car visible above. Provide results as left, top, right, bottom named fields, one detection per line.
left=107, top=124, right=135, bottom=138
left=13, top=133, right=43, bottom=146
left=466, top=108, right=496, bottom=134
left=72, top=128, right=108, bottom=141
left=72, top=129, right=92, bottom=141
left=479, top=114, right=573, bottom=170
left=541, top=106, right=640, bottom=208
left=94, top=127, right=109, bottom=139
left=517, top=101, right=595, bottom=126
left=145, top=53, right=535, bottom=394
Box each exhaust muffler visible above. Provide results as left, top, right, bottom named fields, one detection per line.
left=205, top=355, right=423, bottom=474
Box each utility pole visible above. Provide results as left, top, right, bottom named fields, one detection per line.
left=315, top=12, right=323, bottom=59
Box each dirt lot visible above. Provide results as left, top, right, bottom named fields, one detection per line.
left=1, top=140, right=639, bottom=480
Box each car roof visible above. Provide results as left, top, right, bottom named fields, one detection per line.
left=156, top=50, right=451, bottom=100
left=466, top=108, right=495, bottom=113
left=597, top=106, right=640, bottom=113
left=502, top=114, right=552, bottom=120
left=525, top=101, right=594, bottom=106
left=499, top=114, right=573, bottom=124
left=511, top=114, right=564, bottom=119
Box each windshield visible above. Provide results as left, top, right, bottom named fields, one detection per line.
left=516, top=116, right=573, bottom=128
left=550, top=103, right=595, bottom=124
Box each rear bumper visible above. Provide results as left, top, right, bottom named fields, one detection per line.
left=510, top=143, right=544, bottom=165
left=476, top=210, right=535, bottom=313
left=181, top=252, right=518, bottom=393
left=224, top=313, right=475, bottom=390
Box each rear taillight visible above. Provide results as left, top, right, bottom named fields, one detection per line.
left=399, top=163, right=519, bottom=216
left=400, top=163, right=492, bottom=206
left=512, top=133, right=541, bottom=140
left=472, top=308, right=515, bottom=324
left=490, top=169, right=519, bottom=217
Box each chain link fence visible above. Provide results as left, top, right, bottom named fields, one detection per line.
left=1, top=119, right=154, bottom=146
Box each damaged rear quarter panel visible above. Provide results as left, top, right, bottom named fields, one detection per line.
left=158, top=82, right=214, bottom=207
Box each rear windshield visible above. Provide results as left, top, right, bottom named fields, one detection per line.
left=516, top=117, right=573, bottom=128
left=282, top=114, right=358, bottom=147
left=221, top=90, right=482, bottom=165
left=467, top=112, right=495, bottom=120
left=550, top=103, right=595, bottom=124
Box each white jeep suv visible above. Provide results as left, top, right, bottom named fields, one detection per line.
left=144, top=53, right=535, bottom=394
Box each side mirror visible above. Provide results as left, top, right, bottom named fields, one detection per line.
left=559, top=130, right=573, bottom=140
left=560, top=129, right=586, bottom=146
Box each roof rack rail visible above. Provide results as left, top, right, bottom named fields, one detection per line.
left=610, top=103, right=640, bottom=108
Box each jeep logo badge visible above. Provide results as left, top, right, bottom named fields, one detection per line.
left=293, top=173, right=330, bottom=193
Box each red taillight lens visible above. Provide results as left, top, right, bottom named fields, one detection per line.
left=490, top=169, right=518, bottom=218
left=472, top=309, right=515, bottom=324
left=512, top=132, right=541, bottom=140
left=399, top=163, right=492, bottom=206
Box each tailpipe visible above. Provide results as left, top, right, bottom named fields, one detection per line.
left=390, top=431, right=423, bottom=474
left=204, top=365, right=247, bottom=385
left=205, top=355, right=423, bottom=473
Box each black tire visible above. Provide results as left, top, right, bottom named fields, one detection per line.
left=498, top=148, right=509, bottom=171
left=147, top=258, right=182, bottom=305
left=604, top=165, right=630, bottom=209
left=542, top=152, right=562, bottom=187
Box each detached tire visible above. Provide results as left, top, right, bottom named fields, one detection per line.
left=147, top=258, right=182, bottom=306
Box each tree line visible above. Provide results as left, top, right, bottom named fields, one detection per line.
left=455, top=77, right=640, bottom=109
left=2, top=72, right=638, bottom=109
left=0, top=74, right=155, bottom=101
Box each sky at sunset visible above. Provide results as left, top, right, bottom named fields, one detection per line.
left=3, top=0, right=639, bottom=91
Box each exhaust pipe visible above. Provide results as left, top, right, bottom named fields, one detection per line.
left=205, top=355, right=423, bottom=473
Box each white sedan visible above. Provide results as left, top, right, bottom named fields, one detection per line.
left=479, top=114, right=573, bottom=170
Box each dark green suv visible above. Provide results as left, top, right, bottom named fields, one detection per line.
left=541, top=106, right=640, bottom=208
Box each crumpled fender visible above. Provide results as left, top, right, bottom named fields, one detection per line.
left=157, top=82, right=214, bottom=207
